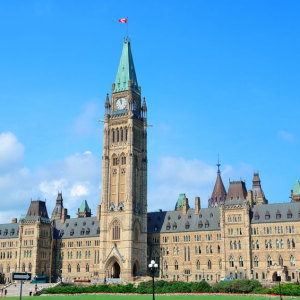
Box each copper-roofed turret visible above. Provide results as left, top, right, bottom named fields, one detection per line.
left=252, top=172, right=268, bottom=205
left=208, top=160, right=227, bottom=207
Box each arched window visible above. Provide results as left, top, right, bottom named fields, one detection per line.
left=208, top=260, right=212, bottom=269
left=234, top=240, right=237, bottom=250
left=287, top=239, right=291, bottom=249
left=112, top=129, right=115, bottom=143
left=22, top=263, right=25, bottom=272
left=196, top=260, right=200, bottom=270
left=198, top=221, right=203, bottom=228
left=239, top=256, right=244, bottom=267
left=174, top=260, right=178, bottom=270
left=292, top=239, right=295, bottom=248
left=265, top=211, right=270, bottom=220
left=217, top=245, right=220, bottom=253
left=254, top=256, right=259, bottom=267
left=112, top=220, right=120, bottom=240
left=125, top=127, right=128, bottom=141
left=28, top=263, right=32, bottom=272
left=116, top=129, right=119, bottom=142
left=287, top=210, right=293, bottom=219
left=77, top=264, right=80, bottom=272
left=276, top=239, right=279, bottom=249
left=269, top=240, right=272, bottom=249
left=238, top=240, right=242, bottom=249
left=267, top=256, right=272, bottom=267
left=229, top=256, right=234, bottom=267
left=164, top=261, right=168, bottom=270
left=280, top=239, right=284, bottom=248
left=120, top=128, right=123, bottom=141
left=121, top=156, right=126, bottom=165
left=265, top=240, right=268, bottom=249
left=230, top=241, right=233, bottom=250
left=290, top=255, right=295, bottom=266
left=86, top=264, right=89, bottom=272
left=256, top=240, right=259, bottom=249
left=68, top=264, right=71, bottom=273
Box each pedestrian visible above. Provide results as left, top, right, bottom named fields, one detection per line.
left=4, top=289, right=7, bottom=297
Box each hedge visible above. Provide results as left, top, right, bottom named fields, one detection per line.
left=42, top=280, right=300, bottom=296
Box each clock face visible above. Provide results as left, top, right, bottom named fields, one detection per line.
left=115, top=98, right=127, bottom=110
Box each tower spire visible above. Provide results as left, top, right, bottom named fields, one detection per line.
left=217, top=153, right=221, bottom=174
left=113, top=39, right=139, bottom=94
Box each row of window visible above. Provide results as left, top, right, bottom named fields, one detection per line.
left=228, top=228, right=243, bottom=236
left=0, top=251, right=16, bottom=259
left=251, top=225, right=295, bottom=235
left=66, top=250, right=92, bottom=260
left=252, top=238, right=296, bottom=250
left=0, top=242, right=16, bottom=248
left=227, top=215, right=242, bottom=223
left=0, top=229, right=18, bottom=236
left=254, top=209, right=297, bottom=220
left=111, top=127, right=128, bottom=144
left=68, top=263, right=90, bottom=273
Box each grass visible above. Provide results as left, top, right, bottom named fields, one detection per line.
left=4, top=295, right=296, bottom=300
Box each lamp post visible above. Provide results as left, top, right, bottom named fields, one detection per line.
left=148, top=260, right=158, bottom=300
left=277, top=272, right=282, bottom=300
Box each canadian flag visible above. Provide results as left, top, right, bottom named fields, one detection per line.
left=119, top=18, right=128, bottom=23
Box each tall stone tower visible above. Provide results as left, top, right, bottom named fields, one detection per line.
left=99, top=39, right=148, bottom=281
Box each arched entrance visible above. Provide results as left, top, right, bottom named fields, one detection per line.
left=272, top=272, right=280, bottom=282
left=112, top=262, right=120, bottom=278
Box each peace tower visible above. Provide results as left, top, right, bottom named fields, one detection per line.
left=98, top=38, right=148, bottom=281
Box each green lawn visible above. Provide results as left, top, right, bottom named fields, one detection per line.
left=4, top=295, right=294, bottom=300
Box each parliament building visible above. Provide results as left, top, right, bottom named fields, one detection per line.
left=0, top=39, right=300, bottom=285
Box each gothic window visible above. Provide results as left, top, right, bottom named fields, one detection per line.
left=77, top=264, right=80, bottom=272
left=116, top=129, right=119, bottom=142
left=269, top=239, right=272, bottom=249
left=229, top=256, right=234, bottom=267
left=125, top=127, right=128, bottom=141
left=287, top=210, right=292, bottom=219
left=238, top=240, right=242, bottom=249
left=86, top=264, right=89, bottom=272
left=256, top=240, right=259, bottom=249
left=208, top=260, right=212, bottom=269
left=113, top=157, right=119, bottom=166
left=239, top=256, right=244, bottom=267
left=230, top=241, right=233, bottom=250
left=28, top=263, right=32, bottom=272
left=267, top=256, right=272, bottom=267
left=120, top=128, right=123, bottom=141
left=279, top=256, right=283, bottom=266
left=68, top=264, right=71, bottom=273
left=292, top=239, right=295, bottom=248
left=265, top=240, right=268, bottom=249
left=217, top=245, right=221, bottom=253
left=185, top=221, right=190, bottom=229
left=112, top=130, right=115, bottom=143
left=112, top=220, right=120, bottom=240
left=254, top=256, right=259, bottom=267
left=234, top=241, right=237, bottom=250
left=188, top=246, right=190, bottom=261
left=172, top=222, right=177, bottom=230
left=251, top=241, right=255, bottom=249
left=121, top=156, right=126, bottom=164
left=276, top=239, right=279, bottom=248
left=174, top=260, right=178, bottom=270
left=287, top=239, right=291, bottom=249
left=280, top=239, right=284, bottom=248
left=196, top=260, right=200, bottom=270
left=290, top=255, right=295, bottom=266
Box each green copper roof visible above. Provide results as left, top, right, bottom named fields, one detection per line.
left=293, top=180, right=300, bottom=195
left=114, top=39, right=139, bottom=94
left=79, top=200, right=91, bottom=213
left=175, top=193, right=186, bottom=210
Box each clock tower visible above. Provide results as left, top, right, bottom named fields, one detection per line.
left=99, top=38, right=148, bottom=281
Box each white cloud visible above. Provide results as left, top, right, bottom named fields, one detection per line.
left=148, top=156, right=253, bottom=212
left=0, top=132, right=24, bottom=172
left=0, top=132, right=101, bottom=223
left=278, top=130, right=296, bottom=142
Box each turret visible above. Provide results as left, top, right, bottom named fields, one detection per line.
left=141, top=97, right=147, bottom=118
left=105, top=93, right=111, bottom=115
left=51, top=192, right=64, bottom=220
left=77, top=199, right=92, bottom=218
left=291, top=180, right=300, bottom=202
left=252, top=172, right=267, bottom=205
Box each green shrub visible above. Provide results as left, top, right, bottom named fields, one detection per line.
left=212, top=279, right=261, bottom=293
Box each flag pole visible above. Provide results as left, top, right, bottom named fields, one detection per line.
left=126, top=17, right=129, bottom=39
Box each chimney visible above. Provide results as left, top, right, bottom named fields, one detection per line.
left=11, top=218, right=17, bottom=224
left=61, top=208, right=68, bottom=224
left=247, top=190, right=253, bottom=207
left=182, top=197, right=189, bottom=215
left=97, top=205, right=101, bottom=222
left=194, top=197, right=200, bottom=214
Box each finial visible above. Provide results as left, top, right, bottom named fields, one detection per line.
left=216, top=153, right=221, bottom=174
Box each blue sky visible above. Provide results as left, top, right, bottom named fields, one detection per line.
left=0, top=0, right=299, bottom=222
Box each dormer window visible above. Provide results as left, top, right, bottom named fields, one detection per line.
left=205, top=220, right=209, bottom=228
left=254, top=212, right=259, bottom=220
left=276, top=211, right=281, bottom=219
left=167, top=215, right=171, bottom=220
left=66, top=223, right=69, bottom=227
left=4, top=229, right=8, bottom=236
left=210, top=213, right=213, bottom=218
left=198, top=221, right=203, bottom=228
left=86, top=228, right=90, bottom=235
left=97, top=227, right=100, bottom=234
left=172, top=222, right=177, bottom=230
left=166, top=223, right=171, bottom=230
left=80, top=228, right=85, bottom=235
left=70, top=229, right=74, bottom=236
left=185, top=221, right=190, bottom=229
left=74, top=222, right=77, bottom=227
left=287, top=210, right=292, bottom=219
left=265, top=211, right=270, bottom=220
left=59, top=230, right=64, bottom=237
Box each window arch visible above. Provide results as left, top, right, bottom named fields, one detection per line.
left=116, top=128, right=120, bottom=142
left=68, top=264, right=71, bottom=273
left=208, top=260, right=212, bottom=269
left=120, top=127, right=123, bottom=142
left=112, top=220, right=121, bottom=240
left=28, top=263, right=32, bottom=272
left=290, top=255, right=295, bottom=266
left=279, top=255, right=283, bottom=266
left=239, top=256, right=244, bottom=267
left=287, top=239, right=291, bottom=249
left=112, top=129, right=115, bottom=143
left=86, top=264, right=89, bottom=272
left=229, top=256, right=234, bottom=267
left=287, top=210, right=293, bottom=219
left=77, top=264, right=80, bottom=272
left=174, top=260, right=178, bottom=270
left=254, top=256, right=259, bottom=267
left=267, top=256, right=272, bottom=267
left=196, top=260, right=200, bottom=270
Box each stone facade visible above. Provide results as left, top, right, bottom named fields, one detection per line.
left=0, top=39, right=300, bottom=285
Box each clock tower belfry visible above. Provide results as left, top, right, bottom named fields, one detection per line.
left=99, top=38, right=148, bottom=281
